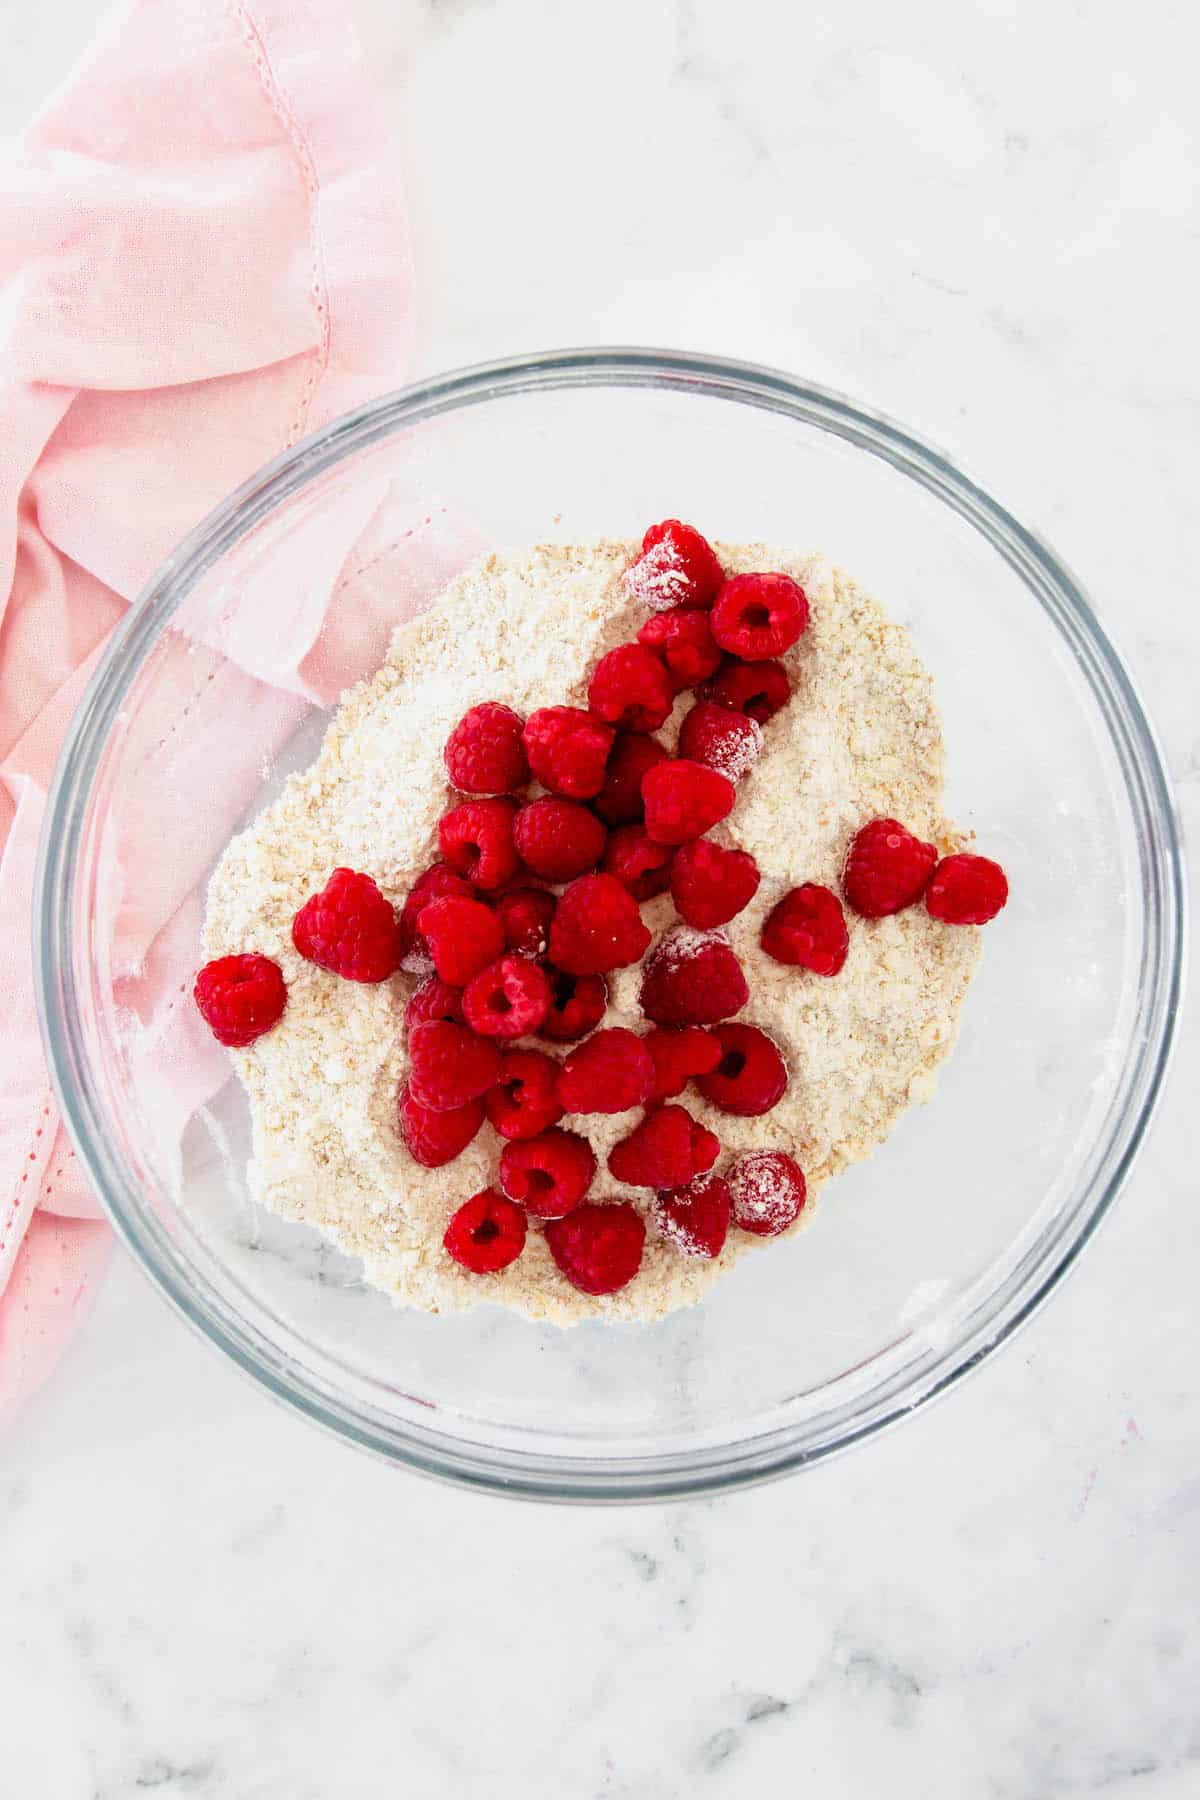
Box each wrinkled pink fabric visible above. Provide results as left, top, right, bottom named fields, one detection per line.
left=0, top=0, right=466, bottom=1423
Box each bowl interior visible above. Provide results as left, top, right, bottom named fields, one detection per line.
left=40, top=356, right=1180, bottom=1496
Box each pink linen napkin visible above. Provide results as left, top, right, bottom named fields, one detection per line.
left=0, top=0, right=466, bottom=1424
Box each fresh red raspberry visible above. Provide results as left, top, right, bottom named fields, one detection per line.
left=544, top=1202, right=646, bottom=1296
left=643, top=1026, right=722, bottom=1101
left=417, top=894, right=505, bottom=986
left=194, top=953, right=287, bottom=1047
left=484, top=1047, right=564, bottom=1139
left=443, top=702, right=529, bottom=795
left=557, top=1028, right=655, bottom=1114
left=623, top=519, right=724, bottom=612
left=398, top=1083, right=483, bottom=1167
left=670, top=838, right=760, bottom=930
left=652, top=1174, right=731, bottom=1260
left=637, top=607, right=722, bottom=692
left=601, top=824, right=675, bottom=901
left=443, top=1188, right=527, bottom=1274
left=641, top=759, right=735, bottom=845
left=538, top=969, right=609, bottom=1043
left=592, top=732, right=668, bottom=827
left=608, top=1105, right=720, bottom=1189
left=588, top=644, right=675, bottom=733
left=399, top=863, right=474, bottom=962
left=438, top=796, right=521, bottom=891
left=843, top=818, right=937, bottom=918
left=408, top=1019, right=502, bottom=1111
left=548, top=873, right=652, bottom=975
left=513, top=797, right=606, bottom=882
left=710, top=571, right=809, bottom=659
left=697, top=1023, right=788, bottom=1116
left=499, top=1129, right=596, bottom=1219
left=925, top=853, right=1009, bottom=925
left=678, top=699, right=762, bottom=781
left=404, top=976, right=464, bottom=1035
left=703, top=657, right=790, bottom=723
left=522, top=706, right=614, bottom=799
left=292, top=867, right=402, bottom=982
left=639, top=928, right=749, bottom=1025
left=495, top=886, right=557, bottom=956
left=462, top=954, right=552, bottom=1038
left=761, top=883, right=849, bottom=975
left=726, top=1151, right=807, bottom=1236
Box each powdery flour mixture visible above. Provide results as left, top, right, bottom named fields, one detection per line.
left=201, top=538, right=984, bottom=1323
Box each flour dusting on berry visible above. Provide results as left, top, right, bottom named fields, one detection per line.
left=621, top=539, right=694, bottom=611
left=202, top=539, right=983, bottom=1324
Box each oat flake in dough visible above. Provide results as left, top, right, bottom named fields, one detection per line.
left=203, top=540, right=980, bottom=1325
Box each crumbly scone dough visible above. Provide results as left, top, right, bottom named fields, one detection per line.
left=203, top=541, right=979, bottom=1323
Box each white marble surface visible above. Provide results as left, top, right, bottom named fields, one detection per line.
left=4, top=2, right=1199, bottom=1795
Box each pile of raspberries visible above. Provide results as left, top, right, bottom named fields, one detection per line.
left=195, top=520, right=1008, bottom=1300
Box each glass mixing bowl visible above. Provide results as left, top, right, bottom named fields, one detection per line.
left=35, top=350, right=1184, bottom=1500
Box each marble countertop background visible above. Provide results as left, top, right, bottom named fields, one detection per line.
left=3, top=1, right=1198, bottom=1795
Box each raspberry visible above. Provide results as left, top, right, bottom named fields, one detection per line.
left=696, top=1023, right=788, bottom=1116
left=608, top=1105, right=720, bottom=1189
left=194, top=953, right=287, bottom=1048
left=843, top=818, right=937, bottom=918
left=417, top=894, right=505, bottom=985
left=538, top=969, right=609, bottom=1042
left=548, top=873, right=651, bottom=976
left=557, top=1028, right=655, bottom=1114
left=761, top=883, right=849, bottom=975
left=522, top=706, right=614, bottom=799
left=443, top=702, right=528, bottom=795
left=292, top=867, right=402, bottom=982
left=639, top=928, right=749, bottom=1025
left=644, top=1025, right=722, bottom=1101
left=398, top=1083, right=483, bottom=1167
left=703, top=657, right=790, bottom=723
left=443, top=1188, right=527, bottom=1274
left=499, top=1129, right=596, bottom=1219
left=602, top=824, right=675, bottom=901
left=404, top=976, right=464, bottom=1034
left=637, top=607, right=722, bottom=692
left=592, top=732, right=668, bottom=826
left=641, top=760, right=735, bottom=845
left=710, top=571, right=808, bottom=659
left=399, top=863, right=473, bottom=962
left=496, top=886, right=556, bottom=956
left=623, top=520, right=724, bottom=612
left=484, top=1047, right=564, bottom=1139
left=588, top=644, right=674, bottom=733
left=652, top=1174, right=731, bottom=1259
left=677, top=699, right=762, bottom=781
left=513, top=797, right=606, bottom=882
left=726, top=1151, right=807, bottom=1236
left=925, top=853, right=1009, bottom=926
left=438, top=797, right=521, bottom=891
left=462, top=954, right=552, bottom=1038
left=670, top=839, right=760, bottom=930
left=408, top=1019, right=502, bottom=1111
left=544, top=1202, right=646, bottom=1296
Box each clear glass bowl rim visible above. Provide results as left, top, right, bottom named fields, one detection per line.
left=34, top=347, right=1186, bottom=1503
